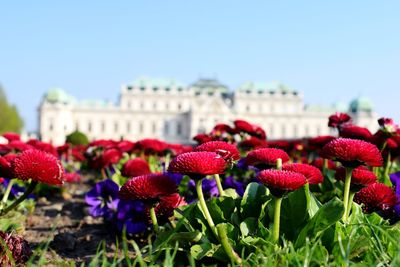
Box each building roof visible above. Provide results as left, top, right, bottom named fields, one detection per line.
left=129, top=76, right=186, bottom=89
left=350, top=97, right=373, bottom=112
left=237, top=81, right=296, bottom=94
left=190, top=78, right=229, bottom=94
left=45, top=88, right=76, bottom=104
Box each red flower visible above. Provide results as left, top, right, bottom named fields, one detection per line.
left=282, top=163, right=323, bottom=184
left=165, top=143, right=193, bottom=156
left=7, top=141, right=33, bottom=152
left=135, top=139, right=167, bottom=154
left=12, top=149, right=64, bottom=185
left=63, top=172, right=81, bottom=183
left=267, top=140, right=291, bottom=151
left=0, top=231, right=32, bottom=266
left=321, top=138, right=383, bottom=168
left=193, top=133, right=213, bottom=144
left=328, top=112, right=352, bottom=128
left=354, top=183, right=397, bottom=214
left=101, top=148, right=122, bottom=168
left=27, top=140, right=58, bottom=156
left=119, top=173, right=177, bottom=202
left=122, top=158, right=152, bottom=177
left=234, top=119, right=266, bottom=139
left=194, top=141, right=240, bottom=162
left=117, top=140, right=135, bottom=153
left=168, top=152, right=227, bottom=179
left=0, top=154, right=16, bottom=179
left=335, top=166, right=377, bottom=189
left=339, top=125, right=373, bottom=141
left=311, top=158, right=337, bottom=171
left=155, top=193, right=186, bottom=219
left=89, top=139, right=117, bottom=149
left=257, top=169, right=307, bottom=197
left=238, top=137, right=268, bottom=151
left=2, top=132, right=20, bottom=142
left=245, top=148, right=290, bottom=169
left=212, top=123, right=236, bottom=135
left=308, top=136, right=336, bottom=150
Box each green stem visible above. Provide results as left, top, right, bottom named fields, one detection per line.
left=1, top=179, right=15, bottom=205
left=214, top=174, right=225, bottom=197
left=164, top=153, right=171, bottom=171
left=382, top=153, right=391, bottom=186
left=149, top=206, right=159, bottom=233
left=0, top=181, right=38, bottom=216
left=273, top=197, right=283, bottom=242
left=342, top=167, right=353, bottom=222
left=195, top=179, right=217, bottom=237
left=216, top=224, right=242, bottom=266
left=276, top=158, right=282, bottom=170
left=346, top=192, right=355, bottom=220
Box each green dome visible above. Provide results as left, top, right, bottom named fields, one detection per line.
left=191, top=78, right=229, bottom=94
left=45, top=88, right=76, bottom=104
left=350, top=97, right=373, bottom=113
left=237, top=81, right=295, bottom=94
left=333, top=101, right=349, bottom=113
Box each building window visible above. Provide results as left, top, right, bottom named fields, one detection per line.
left=305, top=125, right=309, bottom=136
left=153, top=102, right=157, bottom=110
left=165, top=87, right=171, bottom=92
left=75, top=122, right=79, bottom=131
left=164, top=122, right=169, bottom=135
left=127, top=86, right=132, bottom=90
left=140, top=102, right=144, bottom=110
left=153, top=86, right=159, bottom=92
left=88, top=121, right=92, bottom=132
left=177, top=122, right=182, bottom=135
left=140, top=86, right=145, bottom=91
left=165, top=102, right=169, bottom=110
left=101, top=121, right=105, bottom=132
left=49, top=121, right=54, bottom=131
left=152, top=122, right=157, bottom=134
left=246, top=104, right=250, bottom=112
left=127, top=101, right=131, bottom=109
left=114, top=122, right=118, bottom=132
left=127, top=121, right=131, bottom=132
left=281, top=125, right=286, bottom=137
left=293, top=125, right=298, bottom=137
left=139, top=122, right=144, bottom=133
left=178, top=103, right=182, bottom=111
left=208, top=91, right=214, bottom=96
left=177, top=87, right=183, bottom=92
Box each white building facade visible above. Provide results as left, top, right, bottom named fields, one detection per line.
left=38, top=77, right=378, bottom=145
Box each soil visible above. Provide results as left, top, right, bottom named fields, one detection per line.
left=23, top=173, right=129, bottom=266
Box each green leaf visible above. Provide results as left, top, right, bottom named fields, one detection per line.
left=240, top=217, right=257, bottom=237
left=190, top=243, right=216, bottom=260
left=295, top=197, right=344, bottom=248
left=223, top=188, right=240, bottom=199
left=279, top=187, right=311, bottom=241
left=240, top=182, right=267, bottom=219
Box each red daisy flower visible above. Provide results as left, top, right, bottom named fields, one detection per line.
left=321, top=138, right=383, bottom=168
left=165, top=143, right=193, bottom=156
left=194, top=141, right=240, bottom=162
left=7, top=141, right=34, bottom=152
left=257, top=169, right=307, bottom=197
left=122, top=158, right=152, bottom=177
left=155, top=193, right=186, bottom=219
left=354, top=183, right=397, bottom=214
left=234, top=119, right=266, bottom=139
left=245, top=148, right=290, bottom=169
left=282, top=163, right=323, bottom=184
left=12, top=150, right=64, bottom=185
left=0, top=231, right=32, bottom=266
left=212, top=123, right=236, bottom=135
left=119, top=173, right=177, bottom=203
left=117, top=140, right=136, bottom=153
left=101, top=148, right=122, bottom=168
left=335, top=166, right=377, bottom=189
left=238, top=137, right=268, bottom=151
left=63, top=172, right=81, bottom=183
left=167, top=151, right=227, bottom=179
left=339, top=125, right=373, bottom=141
left=135, top=139, right=167, bottom=154
left=328, top=112, right=352, bottom=128
left=308, top=136, right=336, bottom=150
left=27, top=140, right=58, bottom=156
left=311, top=158, right=337, bottom=171
left=2, top=132, right=20, bottom=142
left=193, top=133, right=214, bottom=144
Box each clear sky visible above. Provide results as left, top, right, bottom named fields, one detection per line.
left=1, top=1, right=399, bottom=131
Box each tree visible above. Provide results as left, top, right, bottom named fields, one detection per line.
left=0, top=85, right=24, bottom=134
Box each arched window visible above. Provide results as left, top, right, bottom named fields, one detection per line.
left=177, top=122, right=182, bottom=135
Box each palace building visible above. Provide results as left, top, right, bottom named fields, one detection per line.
left=38, top=77, right=377, bottom=145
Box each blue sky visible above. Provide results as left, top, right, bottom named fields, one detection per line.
left=1, top=1, right=399, bottom=131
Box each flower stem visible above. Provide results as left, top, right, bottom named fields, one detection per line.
left=276, top=158, right=282, bottom=170
left=0, top=180, right=38, bottom=216
left=342, top=167, right=353, bottom=222
left=346, top=192, right=356, bottom=220
left=382, top=153, right=392, bottom=186
left=149, top=206, right=159, bottom=233
left=273, top=196, right=283, bottom=242
left=216, top=224, right=242, bottom=266
left=1, top=179, right=15, bottom=205
left=214, top=174, right=225, bottom=197
left=195, top=179, right=217, bottom=237
left=164, top=153, right=171, bottom=171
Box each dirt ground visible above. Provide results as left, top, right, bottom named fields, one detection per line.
left=23, top=174, right=124, bottom=265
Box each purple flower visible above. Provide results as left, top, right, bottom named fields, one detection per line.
left=2, top=179, right=35, bottom=199
left=85, top=179, right=120, bottom=219
left=390, top=171, right=400, bottom=215
left=223, top=176, right=245, bottom=196
left=116, top=200, right=148, bottom=234
left=186, top=178, right=219, bottom=203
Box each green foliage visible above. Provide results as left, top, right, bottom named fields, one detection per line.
left=66, top=130, right=89, bottom=146
left=0, top=85, right=24, bottom=134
